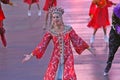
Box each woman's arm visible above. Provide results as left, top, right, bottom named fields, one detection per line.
left=22, top=32, right=52, bottom=63
left=70, top=28, right=89, bottom=54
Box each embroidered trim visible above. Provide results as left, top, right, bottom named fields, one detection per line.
left=49, top=25, right=72, bottom=36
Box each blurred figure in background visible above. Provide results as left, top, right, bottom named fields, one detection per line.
left=24, top=0, right=41, bottom=16
left=0, top=0, right=13, bottom=47
left=42, top=0, right=57, bottom=30
left=104, top=3, right=120, bottom=76
left=87, top=0, right=116, bottom=47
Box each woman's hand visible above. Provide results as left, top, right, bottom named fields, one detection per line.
left=9, top=2, right=14, bottom=6
left=22, top=53, right=33, bottom=63
left=87, top=47, right=96, bottom=56
left=87, top=14, right=93, bottom=22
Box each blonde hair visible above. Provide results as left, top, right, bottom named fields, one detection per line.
left=48, top=7, right=64, bottom=29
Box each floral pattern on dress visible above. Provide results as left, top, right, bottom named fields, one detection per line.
left=32, top=26, right=89, bottom=80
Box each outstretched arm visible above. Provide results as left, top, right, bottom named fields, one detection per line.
left=70, top=28, right=95, bottom=56
left=106, top=0, right=116, bottom=7
left=22, top=32, right=52, bottom=63
left=89, top=2, right=97, bottom=19
left=70, top=28, right=89, bottom=54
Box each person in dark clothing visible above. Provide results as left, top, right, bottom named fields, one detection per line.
left=104, top=3, right=120, bottom=76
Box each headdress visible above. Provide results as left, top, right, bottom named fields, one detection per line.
left=114, top=3, right=120, bottom=18
left=49, top=7, right=64, bottom=16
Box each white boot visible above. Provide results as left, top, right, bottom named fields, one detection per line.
left=90, top=35, right=95, bottom=44
left=38, top=10, right=41, bottom=16
left=90, top=35, right=95, bottom=47
left=104, top=35, right=109, bottom=43
left=103, top=72, right=108, bottom=76
left=28, top=10, right=31, bottom=16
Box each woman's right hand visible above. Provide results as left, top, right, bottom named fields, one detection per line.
left=9, top=2, right=14, bottom=6
left=22, top=53, right=33, bottom=63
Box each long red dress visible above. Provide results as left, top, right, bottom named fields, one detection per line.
left=32, top=26, right=89, bottom=80
left=24, top=0, right=39, bottom=4
left=43, top=0, right=57, bottom=11
left=87, top=0, right=114, bottom=29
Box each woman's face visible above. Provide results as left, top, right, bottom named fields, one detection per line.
left=52, top=13, right=62, bottom=25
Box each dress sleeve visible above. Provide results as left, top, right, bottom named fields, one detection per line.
left=106, top=0, right=114, bottom=7
left=89, top=2, right=97, bottom=17
left=32, top=32, right=52, bottom=59
left=69, top=29, right=89, bottom=55
left=0, top=0, right=10, bottom=4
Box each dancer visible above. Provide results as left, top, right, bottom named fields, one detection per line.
left=0, top=0, right=13, bottom=47
left=104, top=3, right=120, bottom=76
left=88, top=0, right=116, bottom=47
left=22, top=7, right=95, bottom=80
left=24, top=0, right=41, bottom=16
left=42, top=0, right=57, bottom=30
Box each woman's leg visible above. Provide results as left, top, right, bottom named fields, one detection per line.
left=0, top=21, right=6, bottom=47
left=104, top=29, right=120, bottom=75
left=36, top=3, right=41, bottom=16
left=1, top=33, right=7, bottom=47
left=28, top=4, right=32, bottom=16
left=90, top=28, right=98, bottom=47
left=103, top=27, right=109, bottom=43
left=104, top=43, right=119, bottom=75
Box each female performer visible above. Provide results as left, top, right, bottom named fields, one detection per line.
left=22, top=7, right=95, bottom=80
left=88, top=0, right=116, bottom=47
left=104, top=3, right=120, bottom=76
left=0, top=0, right=13, bottom=47
left=24, top=0, right=41, bottom=16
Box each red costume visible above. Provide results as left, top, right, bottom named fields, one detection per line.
left=24, top=0, right=39, bottom=4
left=0, top=9, right=5, bottom=20
left=32, top=26, right=89, bottom=80
left=87, top=0, right=114, bottom=29
left=0, top=0, right=10, bottom=47
left=43, top=0, right=57, bottom=11
left=0, top=0, right=7, bottom=20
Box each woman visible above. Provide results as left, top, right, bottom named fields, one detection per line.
left=87, top=0, right=116, bottom=47
left=22, top=7, right=95, bottom=80
left=42, top=0, right=57, bottom=30
left=104, top=3, right=120, bottom=76
left=24, top=0, right=41, bottom=16
left=0, top=0, right=13, bottom=47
